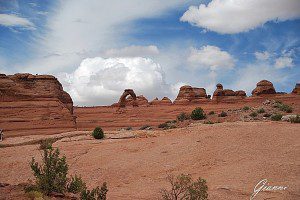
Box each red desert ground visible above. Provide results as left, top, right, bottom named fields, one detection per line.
left=0, top=73, right=299, bottom=199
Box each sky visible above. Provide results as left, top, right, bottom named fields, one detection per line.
left=0, top=0, right=300, bottom=106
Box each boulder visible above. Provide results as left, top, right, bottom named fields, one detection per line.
left=292, top=83, right=300, bottom=95
left=281, top=115, right=297, bottom=122
left=252, top=80, right=276, bottom=96
left=0, top=73, right=76, bottom=137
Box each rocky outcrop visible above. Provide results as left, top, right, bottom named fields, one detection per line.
left=150, top=97, right=172, bottom=105
left=117, top=89, right=138, bottom=107
left=125, top=95, right=148, bottom=106
left=174, top=85, right=210, bottom=104
left=0, top=73, right=76, bottom=137
left=213, top=83, right=246, bottom=102
left=252, top=80, right=276, bottom=96
left=292, top=83, right=300, bottom=95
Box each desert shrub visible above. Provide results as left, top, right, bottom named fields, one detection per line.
left=191, top=107, right=206, bottom=120
left=92, top=127, right=105, bottom=139
left=263, top=113, right=271, bottom=118
left=125, top=127, right=132, bottom=131
left=249, top=112, right=258, bottom=118
left=67, top=175, right=87, bottom=194
left=290, top=115, right=300, bottom=123
left=177, top=112, right=190, bottom=122
left=158, top=121, right=177, bottom=130
left=30, top=147, right=68, bottom=195
left=243, top=106, right=250, bottom=111
left=271, top=114, right=283, bottom=121
left=257, top=108, right=265, bottom=114
left=203, top=121, right=214, bottom=124
left=218, top=111, right=227, bottom=117
left=140, top=125, right=152, bottom=130
left=274, top=102, right=293, bottom=113
left=40, top=138, right=55, bottom=150
left=279, top=104, right=293, bottom=113
left=160, top=174, right=208, bottom=200
left=81, top=183, right=108, bottom=200
left=208, top=111, right=215, bottom=115
left=26, top=190, right=44, bottom=200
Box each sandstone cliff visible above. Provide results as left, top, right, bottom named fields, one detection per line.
left=0, top=73, right=76, bottom=137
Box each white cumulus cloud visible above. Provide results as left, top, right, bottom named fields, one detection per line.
left=103, top=45, right=159, bottom=57
left=0, top=14, right=35, bottom=30
left=275, top=56, right=294, bottom=69
left=255, top=51, right=270, bottom=61
left=188, top=45, right=235, bottom=70
left=58, top=57, right=171, bottom=106
left=180, top=0, right=300, bottom=34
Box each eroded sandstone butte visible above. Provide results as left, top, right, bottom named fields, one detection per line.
left=212, top=83, right=246, bottom=102
left=174, top=85, right=210, bottom=105
left=0, top=73, right=76, bottom=137
left=252, top=80, right=276, bottom=96
left=292, top=83, right=300, bottom=95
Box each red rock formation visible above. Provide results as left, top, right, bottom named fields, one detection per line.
left=252, top=80, right=276, bottom=96
left=174, top=85, right=210, bottom=104
left=213, top=83, right=246, bottom=102
left=292, top=83, right=300, bottom=95
left=149, top=97, right=172, bottom=105
left=118, top=89, right=138, bottom=107
left=0, top=73, right=76, bottom=137
left=126, top=95, right=148, bottom=106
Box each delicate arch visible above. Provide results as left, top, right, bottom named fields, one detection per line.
left=118, top=89, right=137, bottom=107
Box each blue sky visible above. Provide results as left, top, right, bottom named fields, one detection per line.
left=0, top=0, right=299, bottom=105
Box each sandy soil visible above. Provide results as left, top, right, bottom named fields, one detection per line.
left=1, top=121, right=299, bottom=199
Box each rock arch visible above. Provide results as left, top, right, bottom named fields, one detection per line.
left=118, top=89, right=138, bottom=107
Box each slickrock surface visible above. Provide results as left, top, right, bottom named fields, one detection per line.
left=0, top=122, right=299, bottom=199
left=0, top=73, right=76, bottom=137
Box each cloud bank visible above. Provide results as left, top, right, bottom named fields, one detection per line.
left=181, top=0, right=300, bottom=34
left=58, top=57, right=171, bottom=106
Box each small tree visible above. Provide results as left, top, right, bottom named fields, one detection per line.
left=191, top=107, right=206, bottom=120
left=92, top=127, right=105, bottom=139
left=30, top=147, right=68, bottom=195
left=161, top=174, right=208, bottom=200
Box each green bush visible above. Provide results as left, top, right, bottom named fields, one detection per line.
left=161, top=174, right=208, bottom=200
left=243, top=106, right=250, bottom=111
left=67, top=175, right=87, bottom=194
left=92, top=127, right=105, bottom=139
left=177, top=112, right=190, bottom=122
left=81, top=183, right=108, bottom=200
left=291, top=115, right=300, bottom=123
left=191, top=107, right=206, bottom=120
left=249, top=112, right=258, bottom=118
left=218, top=111, right=227, bottom=117
left=274, top=102, right=293, bottom=113
left=257, top=108, right=265, bottom=114
left=271, top=114, right=283, bottom=121
left=208, top=111, right=215, bottom=115
left=30, top=147, right=68, bottom=195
